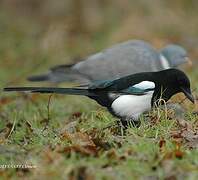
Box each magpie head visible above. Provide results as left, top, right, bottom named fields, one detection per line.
left=160, top=44, right=191, bottom=67
left=155, top=69, right=194, bottom=103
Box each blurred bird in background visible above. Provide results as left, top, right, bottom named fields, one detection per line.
left=27, top=40, right=192, bottom=84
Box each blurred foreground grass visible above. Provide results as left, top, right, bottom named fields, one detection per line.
left=0, top=1, right=198, bottom=179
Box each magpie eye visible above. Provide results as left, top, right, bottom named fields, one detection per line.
left=177, top=77, right=190, bottom=88
left=179, top=79, right=184, bottom=84
left=177, top=77, right=186, bottom=85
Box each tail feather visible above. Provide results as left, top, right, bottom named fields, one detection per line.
left=50, top=64, right=75, bottom=71
left=3, top=87, right=96, bottom=96
left=27, top=64, right=75, bottom=82
left=27, top=74, right=49, bottom=82
left=27, top=64, right=90, bottom=83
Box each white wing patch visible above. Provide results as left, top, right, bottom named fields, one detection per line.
left=133, top=81, right=155, bottom=90
left=160, top=55, right=170, bottom=69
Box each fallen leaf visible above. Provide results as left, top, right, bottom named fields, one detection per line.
left=0, top=97, right=15, bottom=107
left=61, top=132, right=95, bottom=146
left=59, top=145, right=97, bottom=156
left=60, top=132, right=97, bottom=156
left=174, top=150, right=184, bottom=159
left=159, top=138, right=166, bottom=151
left=106, top=149, right=118, bottom=160
left=71, top=112, right=82, bottom=119
left=170, top=118, right=198, bottom=149
left=60, top=121, right=78, bottom=134
left=43, top=147, right=62, bottom=164
left=69, top=166, right=94, bottom=180
left=174, top=142, right=184, bottom=159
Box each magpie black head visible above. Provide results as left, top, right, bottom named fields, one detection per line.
left=153, top=69, right=194, bottom=104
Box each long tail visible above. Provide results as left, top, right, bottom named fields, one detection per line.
left=3, top=87, right=96, bottom=96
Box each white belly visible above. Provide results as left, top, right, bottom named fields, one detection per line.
left=111, top=91, right=153, bottom=120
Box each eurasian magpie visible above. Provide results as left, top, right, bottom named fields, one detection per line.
left=4, top=69, right=194, bottom=126
left=27, top=40, right=191, bottom=84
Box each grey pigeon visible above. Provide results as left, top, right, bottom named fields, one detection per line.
left=28, top=40, right=190, bottom=84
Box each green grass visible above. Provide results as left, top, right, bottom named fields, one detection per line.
left=0, top=6, right=198, bottom=180
left=1, top=96, right=198, bottom=179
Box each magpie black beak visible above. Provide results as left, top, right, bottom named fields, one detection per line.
left=181, top=87, right=194, bottom=103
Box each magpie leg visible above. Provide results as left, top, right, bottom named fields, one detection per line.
left=115, top=118, right=141, bottom=136
left=116, top=120, right=127, bottom=136
left=120, top=118, right=141, bottom=128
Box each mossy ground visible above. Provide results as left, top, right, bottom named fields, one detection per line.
left=0, top=3, right=198, bottom=179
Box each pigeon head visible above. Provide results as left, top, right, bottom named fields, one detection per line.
left=153, top=69, right=194, bottom=103
left=160, top=44, right=190, bottom=67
